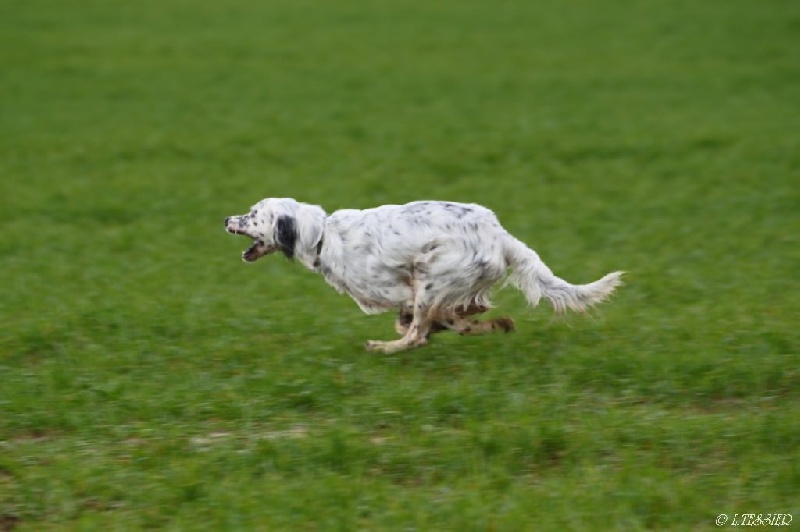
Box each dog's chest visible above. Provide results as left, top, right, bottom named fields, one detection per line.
left=317, top=218, right=416, bottom=312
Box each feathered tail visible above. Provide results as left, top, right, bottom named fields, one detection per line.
left=504, top=236, right=623, bottom=313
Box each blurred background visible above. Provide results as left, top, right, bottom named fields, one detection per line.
left=1, top=0, right=798, bottom=528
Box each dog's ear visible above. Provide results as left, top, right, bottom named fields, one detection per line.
left=295, top=204, right=325, bottom=250
left=275, top=215, right=297, bottom=259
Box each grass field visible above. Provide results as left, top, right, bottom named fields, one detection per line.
left=1, top=0, right=799, bottom=529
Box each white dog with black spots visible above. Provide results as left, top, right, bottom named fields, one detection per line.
left=225, top=198, right=623, bottom=353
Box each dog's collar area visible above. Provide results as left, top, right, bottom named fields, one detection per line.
left=312, top=236, right=324, bottom=269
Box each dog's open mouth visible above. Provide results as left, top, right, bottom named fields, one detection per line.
left=233, top=234, right=272, bottom=262
left=242, top=240, right=263, bottom=262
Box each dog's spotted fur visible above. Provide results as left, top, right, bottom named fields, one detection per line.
left=225, top=198, right=623, bottom=353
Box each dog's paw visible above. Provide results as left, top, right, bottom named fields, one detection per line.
left=365, top=340, right=403, bottom=354
left=365, top=340, right=387, bottom=353
left=493, top=317, right=516, bottom=333
left=365, top=338, right=427, bottom=354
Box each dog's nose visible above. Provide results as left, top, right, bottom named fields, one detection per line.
left=225, top=216, right=231, bottom=226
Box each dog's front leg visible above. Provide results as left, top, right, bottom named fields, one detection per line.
left=366, top=314, right=431, bottom=354
left=367, top=286, right=433, bottom=354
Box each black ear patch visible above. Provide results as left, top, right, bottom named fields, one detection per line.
left=275, top=215, right=297, bottom=259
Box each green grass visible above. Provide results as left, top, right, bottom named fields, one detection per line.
left=1, top=0, right=799, bottom=529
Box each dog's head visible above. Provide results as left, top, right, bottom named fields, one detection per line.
left=225, top=198, right=326, bottom=263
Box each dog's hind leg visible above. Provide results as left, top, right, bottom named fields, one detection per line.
left=440, top=315, right=515, bottom=335
left=395, top=304, right=515, bottom=337
left=447, top=304, right=515, bottom=335
left=394, top=303, right=491, bottom=336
